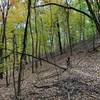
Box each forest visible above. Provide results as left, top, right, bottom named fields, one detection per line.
left=0, top=0, right=100, bottom=100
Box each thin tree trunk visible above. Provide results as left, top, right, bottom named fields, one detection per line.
left=17, top=0, right=31, bottom=96
left=29, top=13, right=34, bottom=73
left=66, top=9, right=72, bottom=55
left=57, top=18, right=63, bottom=55
left=34, top=0, right=39, bottom=72
left=12, top=33, right=17, bottom=98
left=1, top=2, right=10, bottom=86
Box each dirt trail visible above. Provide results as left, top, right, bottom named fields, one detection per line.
left=1, top=38, right=100, bottom=99
left=20, top=49, right=100, bottom=100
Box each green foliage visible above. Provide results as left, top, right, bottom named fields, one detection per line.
left=0, top=0, right=98, bottom=73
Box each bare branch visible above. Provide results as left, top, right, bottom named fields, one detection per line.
left=31, top=3, right=93, bottom=20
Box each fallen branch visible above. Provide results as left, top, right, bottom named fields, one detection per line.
left=2, top=48, right=67, bottom=70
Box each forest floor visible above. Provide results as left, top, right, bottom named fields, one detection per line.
left=1, top=39, right=100, bottom=100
